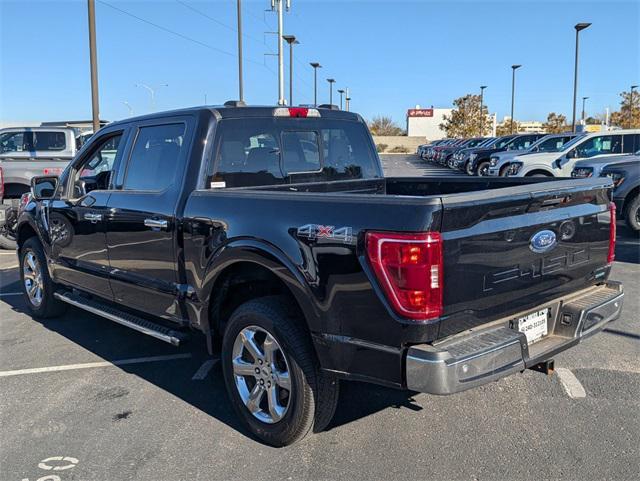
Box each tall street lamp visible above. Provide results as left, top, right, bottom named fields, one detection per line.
left=479, top=85, right=487, bottom=136
left=345, top=88, right=351, bottom=112
left=283, top=35, right=299, bottom=106
left=581, top=96, right=589, bottom=123
left=135, top=83, right=168, bottom=111
left=510, top=65, right=522, bottom=134
left=337, top=89, right=345, bottom=110
left=236, top=0, right=244, bottom=102
left=630, top=85, right=638, bottom=128
left=571, top=22, right=591, bottom=132
left=310, top=62, right=321, bottom=107
left=327, top=78, right=336, bottom=106
left=87, top=0, right=100, bottom=133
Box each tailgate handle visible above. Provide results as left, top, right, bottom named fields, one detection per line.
left=144, top=218, right=168, bottom=230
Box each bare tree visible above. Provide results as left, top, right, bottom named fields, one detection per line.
left=368, top=116, right=404, bottom=136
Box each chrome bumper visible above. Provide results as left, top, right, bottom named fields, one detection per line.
left=405, top=282, right=623, bottom=395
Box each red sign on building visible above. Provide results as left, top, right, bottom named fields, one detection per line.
left=407, top=108, right=434, bottom=118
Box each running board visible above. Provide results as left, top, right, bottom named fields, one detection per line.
left=54, top=292, right=188, bottom=346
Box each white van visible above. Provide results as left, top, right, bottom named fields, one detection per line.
left=506, top=130, right=640, bottom=177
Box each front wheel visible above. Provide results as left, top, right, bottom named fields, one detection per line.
left=221, top=296, right=339, bottom=446
left=624, top=194, right=640, bottom=232
left=19, top=237, right=67, bottom=318
left=477, top=161, right=490, bottom=176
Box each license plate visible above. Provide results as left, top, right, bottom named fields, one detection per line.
left=516, top=309, right=549, bottom=345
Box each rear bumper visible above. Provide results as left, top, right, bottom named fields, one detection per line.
left=405, top=282, right=623, bottom=395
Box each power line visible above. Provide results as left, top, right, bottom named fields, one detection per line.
left=174, top=0, right=265, bottom=45
left=96, top=0, right=270, bottom=69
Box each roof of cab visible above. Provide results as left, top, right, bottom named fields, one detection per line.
left=107, top=104, right=363, bottom=128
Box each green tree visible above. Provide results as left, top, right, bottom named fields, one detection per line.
left=368, top=116, right=404, bottom=136
left=496, top=119, right=520, bottom=136
left=609, top=89, right=640, bottom=129
left=439, top=94, right=492, bottom=137
left=542, top=112, right=568, bottom=134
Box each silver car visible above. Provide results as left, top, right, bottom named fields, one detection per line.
left=571, top=151, right=639, bottom=178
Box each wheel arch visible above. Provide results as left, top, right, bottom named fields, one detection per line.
left=622, top=185, right=640, bottom=215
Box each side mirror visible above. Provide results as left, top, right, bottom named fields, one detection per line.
left=566, top=149, right=577, bottom=159
left=31, top=175, right=59, bottom=200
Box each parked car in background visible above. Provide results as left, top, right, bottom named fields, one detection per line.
left=571, top=151, right=639, bottom=179
left=601, top=160, right=640, bottom=231
left=16, top=104, right=623, bottom=446
left=507, top=130, right=640, bottom=177
left=468, top=133, right=547, bottom=176
left=436, top=137, right=487, bottom=166
left=417, top=139, right=447, bottom=158
left=450, top=137, right=498, bottom=170
left=488, top=133, right=582, bottom=176
left=424, top=138, right=458, bottom=161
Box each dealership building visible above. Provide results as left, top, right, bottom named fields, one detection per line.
left=406, top=105, right=497, bottom=139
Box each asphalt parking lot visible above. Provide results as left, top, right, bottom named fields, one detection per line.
left=1, top=155, right=638, bottom=481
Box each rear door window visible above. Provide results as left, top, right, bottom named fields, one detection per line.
left=575, top=135, right=623, bottom=158
left=34, top=131, right=66, bottom=151
left=124, top=123, right=186, bottom=191
left=622, top=134, right=640, bottom=154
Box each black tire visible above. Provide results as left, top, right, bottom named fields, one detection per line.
left=477, top=161, right=490, bottom=176
left=221, top=296, right=339, bottom=447
left=0, top=232, right=16, bottom=250
left=624, top=194, right=640, bottom=232
left=19, top=237, right=67, bottom=318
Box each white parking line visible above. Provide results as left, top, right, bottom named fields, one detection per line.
left=555, top=367, right=587, bottom=399
left=0, top=353, right=192, bottom=378
left=191, top=358, right=219, bottom=380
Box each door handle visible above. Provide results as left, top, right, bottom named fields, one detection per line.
left=84, top=213, right=102, bottom=223
left=144, top=218, right=168, bottom=230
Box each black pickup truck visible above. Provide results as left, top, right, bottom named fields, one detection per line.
left=17, top=105, right=623, bottom=446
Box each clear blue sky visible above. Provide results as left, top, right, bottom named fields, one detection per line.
left=1, top=0, right=638, bottom=126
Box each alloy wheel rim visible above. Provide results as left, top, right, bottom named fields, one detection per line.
left=231, top=325, right=291, bottom=424
left=23, top=251, right=43, bottom=307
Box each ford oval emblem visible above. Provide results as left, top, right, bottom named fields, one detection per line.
left=530, top=230, right=557, bottom=253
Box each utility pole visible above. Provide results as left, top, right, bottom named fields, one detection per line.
left=283, top=35, right=298, bottom=106
left=581, top=96, right=589, bottom=123
left=271, top=0, right=290, bottom=105
left=337, top=89, right=345, bottom=110
left=87, top=0, right=100, bottom=133
left=327, top=78, right=336, bottom=106
left=630, top=85, right=638, bottom=129
left=236, top=0, right=244, bottom=102
left=571, top=23, right=591, bottom=132
left=479, top=85, right=487, bottom=136
left=510, top=65, right=521, bottom=134
left=310, top=62, right=321, bottom=106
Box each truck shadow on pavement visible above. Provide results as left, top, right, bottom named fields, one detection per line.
left=1, top=268, right=423, bottom=442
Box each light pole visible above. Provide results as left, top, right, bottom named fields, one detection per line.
left=345, top=88, right=351, bottom=112
left=236, top=0, right=243, bottom=102
left=571, top=22, right=591, bottom=133
left=87, top=0, right=100, bottom=133
left=282, top=35, right=298, bottom=106
left=327, top=78, right=336, bottom=106
left=479, top=85, right=487, bottom=136
left=337, top=89, right=345, bottom=110
left=135, top=83, right=168, bottom=111
left=510, top=65, right=521, bottom=134
left=630, top=85, right=638, bottom=128
left=310, top=62, right=321, bottom=107
left=581, top=96, right=589, bottom=123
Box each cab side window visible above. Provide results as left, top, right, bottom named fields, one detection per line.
left=575, top=135, right=622, bottom=158
left=124, top=123, right=186, bottom=191
left=72, top=134, right=123, bottom=198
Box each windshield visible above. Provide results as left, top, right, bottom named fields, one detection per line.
left=494, top=136, right=515, bottom=149
left=464, top=138, right=486, bottom=148
left=532, top=135, right=577, bottom=153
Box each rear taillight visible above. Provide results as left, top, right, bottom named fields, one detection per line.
left=366, top=231, right=443, bottom=321
left=20, top=193, right=30, bottom=210
left=608, top=202, right=616, bottom=264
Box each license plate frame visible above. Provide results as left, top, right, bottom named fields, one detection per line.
left=514, top=308, right=549, bottom=345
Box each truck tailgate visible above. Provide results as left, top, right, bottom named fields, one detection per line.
left=438, top=178, right=614, bottom=338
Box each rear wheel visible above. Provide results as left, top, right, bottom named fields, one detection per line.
left=477, top=161, right=490, bottom=176
left=221, top=296, right=339, bottom=446
left=19, top=237, right=67, bottom=318
left=624, top=194, right=640, bottom=231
